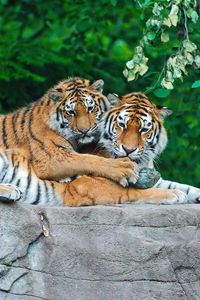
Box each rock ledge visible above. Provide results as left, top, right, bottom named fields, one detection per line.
left=0, top=202, right=200, bottom=300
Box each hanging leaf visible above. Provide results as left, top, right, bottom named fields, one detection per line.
left=173, top=67, right=182, bottom=79
left=161, top=32, right=169, bottom=42
left=183, top=40, right=197, bottom=52
left=192, top=80, right=200, bottom=88
left=169, top=4, right=179, bottom=26
left=127, top=70, right=136, bottom=81
left=166, top=70, right=174, bottom=82
left=147, top=31, right=156, bottom=41
left=163, top=18, right=172, bottom=27
left=123, top=68, right=128, bottom=78
left=190, top=10, right=199, bottom=23
left=161, top=79, right=174, bottom=90
left=139, top=64, right=148, bottom=76
left=126, top=60, right=134, bottom=69
left=194, top=55, right=200, bottom=68
left=185, top=52, right=194, bottom=65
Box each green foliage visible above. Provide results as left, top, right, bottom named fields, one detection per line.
left=0, top=0, right=199, bottom=185
left=124, top=0, right=199, bottom=91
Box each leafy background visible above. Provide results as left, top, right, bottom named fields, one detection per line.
left=0, top=0, right=199, bottom=185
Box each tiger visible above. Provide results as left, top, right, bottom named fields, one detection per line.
left=0, top=89, right=190, bottom=206
left=0, top=77, right=138, bottom=187
left=98, top=92, right=200, bottom=203
left=0, top=148, right=187, bottom=206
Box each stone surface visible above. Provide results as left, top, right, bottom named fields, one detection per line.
left=0, top=202, right=200, bottom=300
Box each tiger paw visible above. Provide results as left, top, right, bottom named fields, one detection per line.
left=0, top=184, right=22, bottom=202
left=162, top=190, right=187, bottom=204
left=131, top=168, right=161, bottom=189
left=106, top=157, right=139, bottom=187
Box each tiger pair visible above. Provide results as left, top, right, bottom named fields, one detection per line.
left=0, top=77, right=199, bottom=205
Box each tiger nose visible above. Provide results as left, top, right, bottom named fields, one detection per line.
left=79, top=128, right=89, bottom=134
left=122, top=145, right=144, bottom=154
left=122, top=145, right=137, bottom=154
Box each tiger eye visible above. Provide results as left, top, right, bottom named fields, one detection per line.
left=118, top=122, right=125, bottom=129
left=67, top=110, right=75, bottom=116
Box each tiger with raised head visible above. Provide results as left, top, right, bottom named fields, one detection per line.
left=0, top=77, right=138, bottom=193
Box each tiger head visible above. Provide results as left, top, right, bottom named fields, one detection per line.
left=48, top=77, right=115, bottom=144
left=99, top=92, right=172, bottom=166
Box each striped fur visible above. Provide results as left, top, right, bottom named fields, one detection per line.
left=99, top=92, right=200, bottom=203
left=0, top=150, right=63, bottom=205
left=0, top=77, right=137, bottom=187
left=0, top=149, right=188, bottom=206
left=0, top=87, right=198, bottom=206
left=99, top=92, right=170, bottom=168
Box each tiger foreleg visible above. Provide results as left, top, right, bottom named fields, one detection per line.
left=62, top=176, right=187, bottom=206
left=33, top=152, right=139, bottom=187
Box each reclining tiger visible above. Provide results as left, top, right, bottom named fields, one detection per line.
left=0, top=82, right=198, bottom=205
left=98, top=92, right=200, bottom=203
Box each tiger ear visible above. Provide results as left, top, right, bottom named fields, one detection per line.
left=48, top=90, right=62, bottom=102
left=107, top=93, right=121, bottom=107
left=158, top=106, right=173, bottom=119
left=90, top=79, right=104, bottom=92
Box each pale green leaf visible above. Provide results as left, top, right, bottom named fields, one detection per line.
left=141, top=56, right=149, bottom=64
left=169, top=14, right=178, bottom=26
left=123, top=68, right=128, bottom=78
left=147, top=31, right=156, bottom=41
left=190, top=10, right=199, bottom=23
left=152, top=3, right=163, bottom=16
left=194, top=55, right=200, bottom=68
left=166, top=70, right=174, bottom=82
left=139, top=64, right=148, bottom=76
left=169, top=4, right=179, bottom=16
left=133, top=64, right=140, bottom=73
left=161, top=79, right=174, bottom=90
left=173, top=67, right=182, bottom=78
left=169, top=5, right=179, bottom=26
left=135, top=46, right=143, bottom=54
left=185, top=53, right=194, bottom=65
left=127, top=70, right=136, bottom=81
left=167, top=56, right=177, bottom=67
left=161, top=32, right=169, bottom=42
left=163, top=18, right=172, bottom=27
left=192, top=80, right=200, bottom=88
left=126, top=60, right=134, bottom=69
left=183, top=40, right=197, bottom=52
